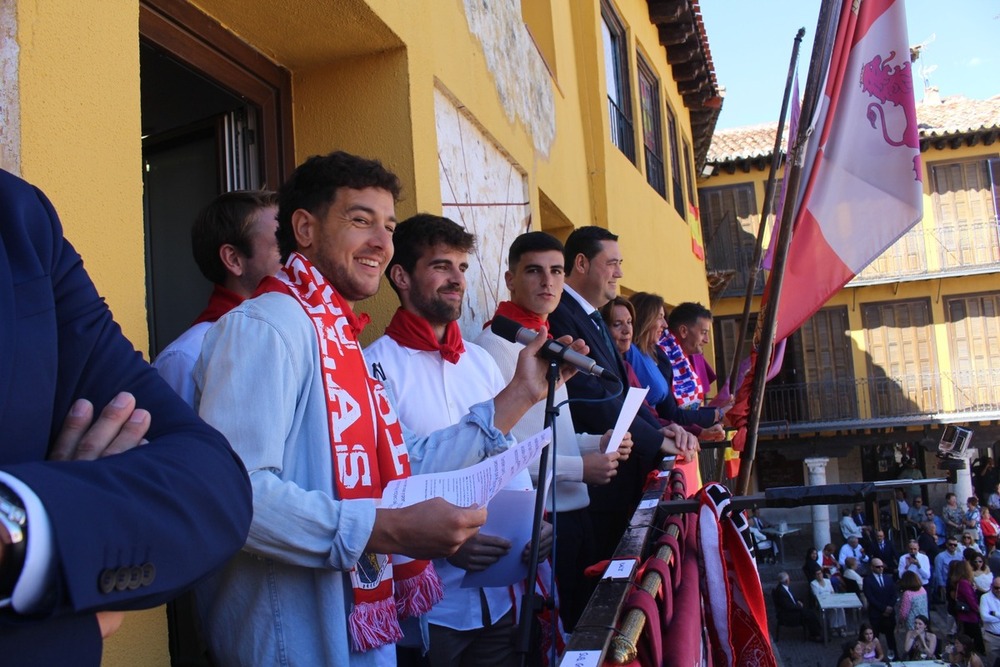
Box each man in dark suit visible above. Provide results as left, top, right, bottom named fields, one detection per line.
left=0, top=169, right=253, bottom=664
left=771, top=572, right=821, bottom=641
left=546, top=226, right=697, bottom=558
left=869, top=529, right=898, bottom=570
left=863, top=558, right=898, bottom=656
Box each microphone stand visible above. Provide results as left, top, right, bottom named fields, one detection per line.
left=515, top=359, right=560, bottom=667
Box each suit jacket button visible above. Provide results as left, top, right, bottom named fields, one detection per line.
left=141, top=563, right=156, bottom=587
left=127, top=566, right=143, bottom=590
left=99, top=569, right=116, bottom=594
left=115, top=567, right=130, bottom=591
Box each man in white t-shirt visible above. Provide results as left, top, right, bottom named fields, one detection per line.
left=366, top=214, right=552, bottom=665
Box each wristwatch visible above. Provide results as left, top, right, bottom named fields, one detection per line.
left=0, top=482, right=27, bottom=607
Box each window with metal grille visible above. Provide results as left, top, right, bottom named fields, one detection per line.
left=636, top=56, right=664, bottom=197
left=600, top=2, right=634, bottom=162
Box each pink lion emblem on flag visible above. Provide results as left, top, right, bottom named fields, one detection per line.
left=861, top=50, right=921, bottom=180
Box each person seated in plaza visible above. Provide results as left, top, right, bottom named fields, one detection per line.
left=981, top=507, right=1000, bottom=552
left=836, top=639, right=865, bottom=667
left=624, top=293, right=725, bottom=440
left=839, top=535, right=869, bottom=572
left=823, top=543, right=844, bottom=590
left=842, top=557, right=866, bottom=602
left=967, top=496, right=986, bottom=551
left=858, top=623, right=886, bottom=662
left=772, top=571, right=822, bottom=642
left=918, top=520, right=941, bottom=564
left=945, top=492, right=968, bottom=540
left=897, top=570, right=928, bottom=633
left=811, top=568, right=847, bottom=637
left=987, top=482, right=1000, bottom=513
left=927, top=506, right=948, bottom=548
left=907, top=495, right=930, bottom=534
left=840, top=507, right=864, bottom=542
left=944, top=634, right=986, bottom=667
left=897, top=457, right=924, bottom=480
left=869, top=529, right=898, bottom=570
left=895, top=488, right=911, bottom=516
left=902, top=614, right=938, bottom=660
left=803, top=547, right=823, bottom=581
left=749, top=524, right=777, bottom=564
left=962, top=530, right=984, bottom=555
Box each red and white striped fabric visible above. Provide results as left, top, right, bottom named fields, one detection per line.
left=773, top=0, right=922, bottom=342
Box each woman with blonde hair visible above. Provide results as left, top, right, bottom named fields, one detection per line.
left=625, top=292, right=721, bottom=431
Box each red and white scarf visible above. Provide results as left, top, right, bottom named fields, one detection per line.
left=384, top=307, right=465, bottom=363
left=697, top=483, right=776, bottom=667
left=657, top=331, right=704, bottom=409
left=259, top=252, right=443, bottom=652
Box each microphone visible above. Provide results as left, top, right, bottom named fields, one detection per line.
left=490, top=315, right=620, bottom=382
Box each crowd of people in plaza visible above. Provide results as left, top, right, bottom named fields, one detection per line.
left=773, top=474, right=1000, bottom=667
left=0, top=151, right=735, bottom=664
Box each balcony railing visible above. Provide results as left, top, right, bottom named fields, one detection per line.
left=759, top=369, right=1000, bottom=426
left=608, top=97, right=635, bottom=162
left=645, top=147, right=665, bottom=197
left=850, top=219, right=1000, bottom=284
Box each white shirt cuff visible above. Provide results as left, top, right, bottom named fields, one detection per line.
left=0, top=471, right=55, bottom=612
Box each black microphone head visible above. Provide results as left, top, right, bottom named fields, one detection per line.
left=490, top=314, right=524, bottom=343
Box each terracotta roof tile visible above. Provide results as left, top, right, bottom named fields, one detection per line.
left=707, top=95, right=1000, bottom=164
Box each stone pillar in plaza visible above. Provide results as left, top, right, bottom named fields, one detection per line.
left=806, top=457, right=832, bottom=550
left=954, top=452, right=974, bottom=507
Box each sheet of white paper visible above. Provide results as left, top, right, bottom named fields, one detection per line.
left=460, top=488, right=534, bottom=588
left=381, top=428, right=551, bottom=509
left=602, top=559, right=637, bottom=580
left=604, top=386, right=648, bottom=454
left=561, top=651, right=602, bottom=667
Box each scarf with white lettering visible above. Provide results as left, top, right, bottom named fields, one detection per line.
left=657, top=331, right=703, bottom=409
left=260, top=252, right=443, bottom=652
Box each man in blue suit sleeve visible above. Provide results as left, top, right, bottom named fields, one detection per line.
left=0, top=169, right=252, bottom=665
left=863, top=558, right=898, bottom=656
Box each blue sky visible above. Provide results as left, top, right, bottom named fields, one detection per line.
left=699, top=1, right=999, bottom=129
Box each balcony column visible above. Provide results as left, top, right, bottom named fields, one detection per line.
left=805, top=457, right=832, bottom=550
left=954, top=454, right=974, bottom=508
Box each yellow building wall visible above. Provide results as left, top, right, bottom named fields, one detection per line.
left=15, top=0, right=147, bottom=349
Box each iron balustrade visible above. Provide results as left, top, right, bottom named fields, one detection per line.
left=758, top=369, right=1000, bottom=425
left=607, top=96, right=635, bottom=162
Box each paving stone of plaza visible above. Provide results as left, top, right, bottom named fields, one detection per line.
left=755, top=531, right=953, bottom=667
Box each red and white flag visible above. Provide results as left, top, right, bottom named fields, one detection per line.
left=772, top=0, right=922, bottom=342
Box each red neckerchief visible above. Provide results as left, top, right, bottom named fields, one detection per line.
left=484, top=300, right=549, bottom=333
left=192, top=284, right=244, bottom=325
left=257, top=253, right=441, bottom=652
left=384, top=307, right=465, bottom=364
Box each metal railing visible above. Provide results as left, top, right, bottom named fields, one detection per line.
left=848, top=219, right=1000, bottom=284
left=608, top=97, right=635, bottom=162
left=644, top=147, right=665, bottom=197
left=759, top=369, right=1000, bottom=424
